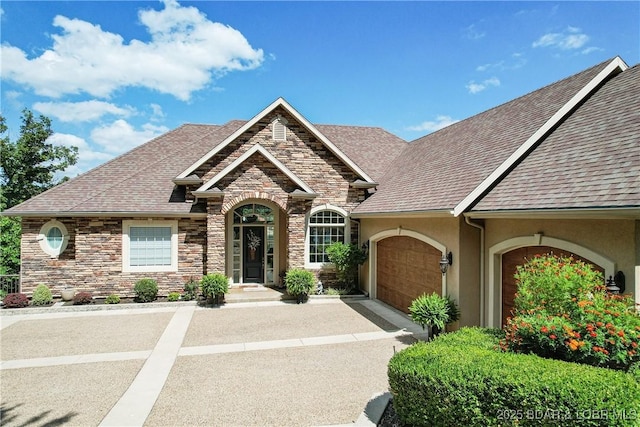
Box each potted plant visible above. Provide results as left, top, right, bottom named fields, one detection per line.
left=408, top=293, right=460, bottom=340
left=200, top=273, right=229, bottom=305
left=285, top=268, right=315, bottom=303
left=61, top=287, right=75, bottom=301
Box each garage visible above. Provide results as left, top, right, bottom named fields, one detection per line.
left=376, top=236, right=442, bottom=313
left=501, top=246, right=604, bottom=326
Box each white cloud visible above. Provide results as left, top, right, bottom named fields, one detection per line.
left=463, top=24, right=485, bottom=40
left=466, top=77, right=500, bottom=94
left=532, top=26, right=590, bottom=50
left=476, top=53, right=526, bottom=72
left=407, top=115, right=459, bottom=133
left=0, top=0, right=265, bottom=100
left=149, top=104, right=165, bottom=122
left=91, top=119, right=168, bottom=154
left=33, top=100, right=135, bottom=122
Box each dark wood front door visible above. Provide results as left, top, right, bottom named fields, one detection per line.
left=243, top=227, right=264, bottom=283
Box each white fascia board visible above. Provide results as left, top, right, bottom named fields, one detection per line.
left=197, top=143, right=315, bottom=194
left=277, top=98, right=376, bottom=184
left=176, top=98, right=285, bottom=179
left=453, top=56, right=628, bottom=217
left=176, top=97, right=376, bottom=184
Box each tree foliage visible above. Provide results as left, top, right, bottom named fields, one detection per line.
left=0, top=110, right=78, bottom=209
left=0, top=110, right=78, bottom=274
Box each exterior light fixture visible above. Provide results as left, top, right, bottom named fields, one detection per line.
left=439, top=251, right=453, bottom=275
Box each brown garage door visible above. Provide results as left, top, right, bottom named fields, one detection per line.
left=501, top=246, right=604, bottom=326
left=376, top=236, right=442, bottom=313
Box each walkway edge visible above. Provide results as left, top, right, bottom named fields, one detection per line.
left=99, top=305, right=195, bottom=427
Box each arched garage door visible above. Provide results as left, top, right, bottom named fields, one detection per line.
left=377, top=236, right=442, bottom=313
left=501, top=246, right=604, bottom=326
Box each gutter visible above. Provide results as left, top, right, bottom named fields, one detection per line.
left=464, top=214, right=485, bottom=327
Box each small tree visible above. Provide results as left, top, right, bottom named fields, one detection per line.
left=325, top=242, right=367, bottom=290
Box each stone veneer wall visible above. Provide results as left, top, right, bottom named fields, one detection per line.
left=20, top=217, right=206, bottom=298
left=196, top=106, right=368, bottom=279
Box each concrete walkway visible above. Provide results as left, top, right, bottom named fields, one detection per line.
left=1, top=299, right=422, bottom=426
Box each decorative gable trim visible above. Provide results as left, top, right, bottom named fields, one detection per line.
left=176, top=97, right=375, bottom=184
left=172, top=174, right=202, bottom=185
left=452, top=56, right=629, bottom=217
left=196, top=143, right=316, bottom=195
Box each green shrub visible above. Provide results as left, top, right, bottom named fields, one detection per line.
left=285, top=268, right=315, bottom=300
left=408, top=293, right=460, bottom=337
left=3, top=292, right=29, bottom=308
left=167, top=292, right=181, bottom=302
left=105, top=294, right=120, bottom=304
left=134, top=278, right=158, bottom=303
left=388, top=327, right=640, bottom=427
left=0, top=289, right=8, bottom=301
left=31, top=284, right=53, bottom=306
left=182, top=278, right=199, bottom=301
left=200, top=273, right=229, bottom=303
left=326, top=287, right=349, bottom=295
left=503, top=254, right=640, bottom=371
left=325, top=242, right=367, bottom=289
left=73, top=292, right=93, bottom=305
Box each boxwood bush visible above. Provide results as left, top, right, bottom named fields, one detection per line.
left=31, top=284, right=53, bottom=306
left=388, top=327, right=640, bottom=427
left=134, top=278, right=158, bottom=303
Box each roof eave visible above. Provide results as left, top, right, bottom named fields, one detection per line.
left=465, top=206, right=640, bottom=220
left=350, top=209, right=454, bottom=219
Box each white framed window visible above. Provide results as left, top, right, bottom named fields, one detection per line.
left=305, top=205, right=349, bottom=268
left=38, top=220, right=69, bottom=257
left=272, top=117, right=287, bottom=141
left=122, top=220, right=178, bottom=272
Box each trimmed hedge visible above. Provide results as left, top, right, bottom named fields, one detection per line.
left=388, top=328, right=640, bottom=427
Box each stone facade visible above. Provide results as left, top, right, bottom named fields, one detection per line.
left=18, top=106, right=370, bottom=297
left=21, top=217, right=205, bottom=297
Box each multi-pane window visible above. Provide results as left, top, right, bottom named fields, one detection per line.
left=123, top=220, right=177, bottom=272
left=308, top=210, right=346, bottom=263
left=129, top=227, right=172, bottom=266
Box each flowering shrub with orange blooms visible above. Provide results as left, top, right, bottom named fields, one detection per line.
left=501, top=254, right=640, bottom=371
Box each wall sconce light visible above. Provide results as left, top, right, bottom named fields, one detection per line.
left=439, top=251, right=453, bottom=275
left=361, top=240, right=370, bottom=256
left=606, top=271, right=626, bottom=294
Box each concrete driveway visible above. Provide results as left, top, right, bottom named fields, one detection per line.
left=0, top=299, right=422, bottom=426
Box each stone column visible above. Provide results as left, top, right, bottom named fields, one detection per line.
left=286, top=200, right=308, bottom=269
left=206, top=200, right=226, bottom=274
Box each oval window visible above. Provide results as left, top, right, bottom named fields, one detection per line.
left=39, top=220, right=69, bottom=257
left=47, top=227, right=63, bottom=250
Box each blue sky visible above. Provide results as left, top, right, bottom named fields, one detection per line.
left=1, top=1, right=639, bottom=176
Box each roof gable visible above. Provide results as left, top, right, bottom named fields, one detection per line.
left=471, top=62, right=640, bottom=214
left=453, top=56, right=628, bottom=216
left=196, top=143, right=316, bottom=196
left=176, top=97, right=376, bottom=184
left=353, top=56, right=628, bottom=216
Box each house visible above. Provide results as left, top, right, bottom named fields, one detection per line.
left=4, top=56, right=639, bottom=328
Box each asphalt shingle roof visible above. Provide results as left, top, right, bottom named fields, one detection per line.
left=4, top=120, right=406, bottom=215
left=472, top=63, right=640, bottom=212
left=353, top=58, right=615, bottom=215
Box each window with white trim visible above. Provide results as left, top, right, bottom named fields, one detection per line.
left=38, top=220, right=69, bottom=257
left=122, top=220, right=178, bottom=272
left=308, top=210, right=346, bottom=264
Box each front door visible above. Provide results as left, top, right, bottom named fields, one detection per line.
left=243, top=227, right=264, bottom=283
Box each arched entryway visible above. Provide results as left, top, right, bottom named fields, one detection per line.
left=369, top=229, right=447, bottom=314
left=227, top=202, right=280, bottom=285
left=488, top=235, right=615, bottom=328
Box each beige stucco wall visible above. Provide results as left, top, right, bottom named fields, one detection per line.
left=359, top=216, right=481, bottom=327
left=483, top=217, right=638, bottom=327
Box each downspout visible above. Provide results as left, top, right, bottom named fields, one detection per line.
left=464, top=215, right=485, bottom=327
